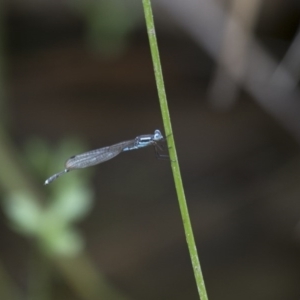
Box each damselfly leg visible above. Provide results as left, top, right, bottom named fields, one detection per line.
left=154, top=143, right=170, bottom=160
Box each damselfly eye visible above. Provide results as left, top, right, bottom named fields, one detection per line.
left=154, top=129, right=163, bottom=140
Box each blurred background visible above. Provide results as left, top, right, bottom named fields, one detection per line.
left=0, top=0, right=300, bottom=299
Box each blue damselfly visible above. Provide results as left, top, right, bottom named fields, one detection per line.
left=44, top=129, right=165, bottom=185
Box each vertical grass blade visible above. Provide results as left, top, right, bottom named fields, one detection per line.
left=142, top=1, right=209, bottom=299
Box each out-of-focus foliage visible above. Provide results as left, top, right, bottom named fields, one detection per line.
left=71, top=0, right=142, bottom=56
left=3, top=138, right=94, bottom=256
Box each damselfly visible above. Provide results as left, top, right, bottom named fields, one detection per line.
left=44, top=129, right=165, bottom=185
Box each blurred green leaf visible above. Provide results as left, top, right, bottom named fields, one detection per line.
left=72, top=0, right=142, bottom=56
left=3, top=192, right=41, bottom=235
left=39, top=226, right=84, bottom=256
left=50, top=179, right=94, bottom=223
left=3, top=137, right=95, bottom=258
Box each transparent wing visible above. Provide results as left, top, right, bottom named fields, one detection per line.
left=44, top=140, right=135, bottom=185
left=65, top=139, right=135, bottom=170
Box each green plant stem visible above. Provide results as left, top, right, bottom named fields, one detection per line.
left=142, top=1, right=209, bottom=299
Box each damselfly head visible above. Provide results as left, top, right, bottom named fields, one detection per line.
left=153, top=129, right=164, bottom=141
